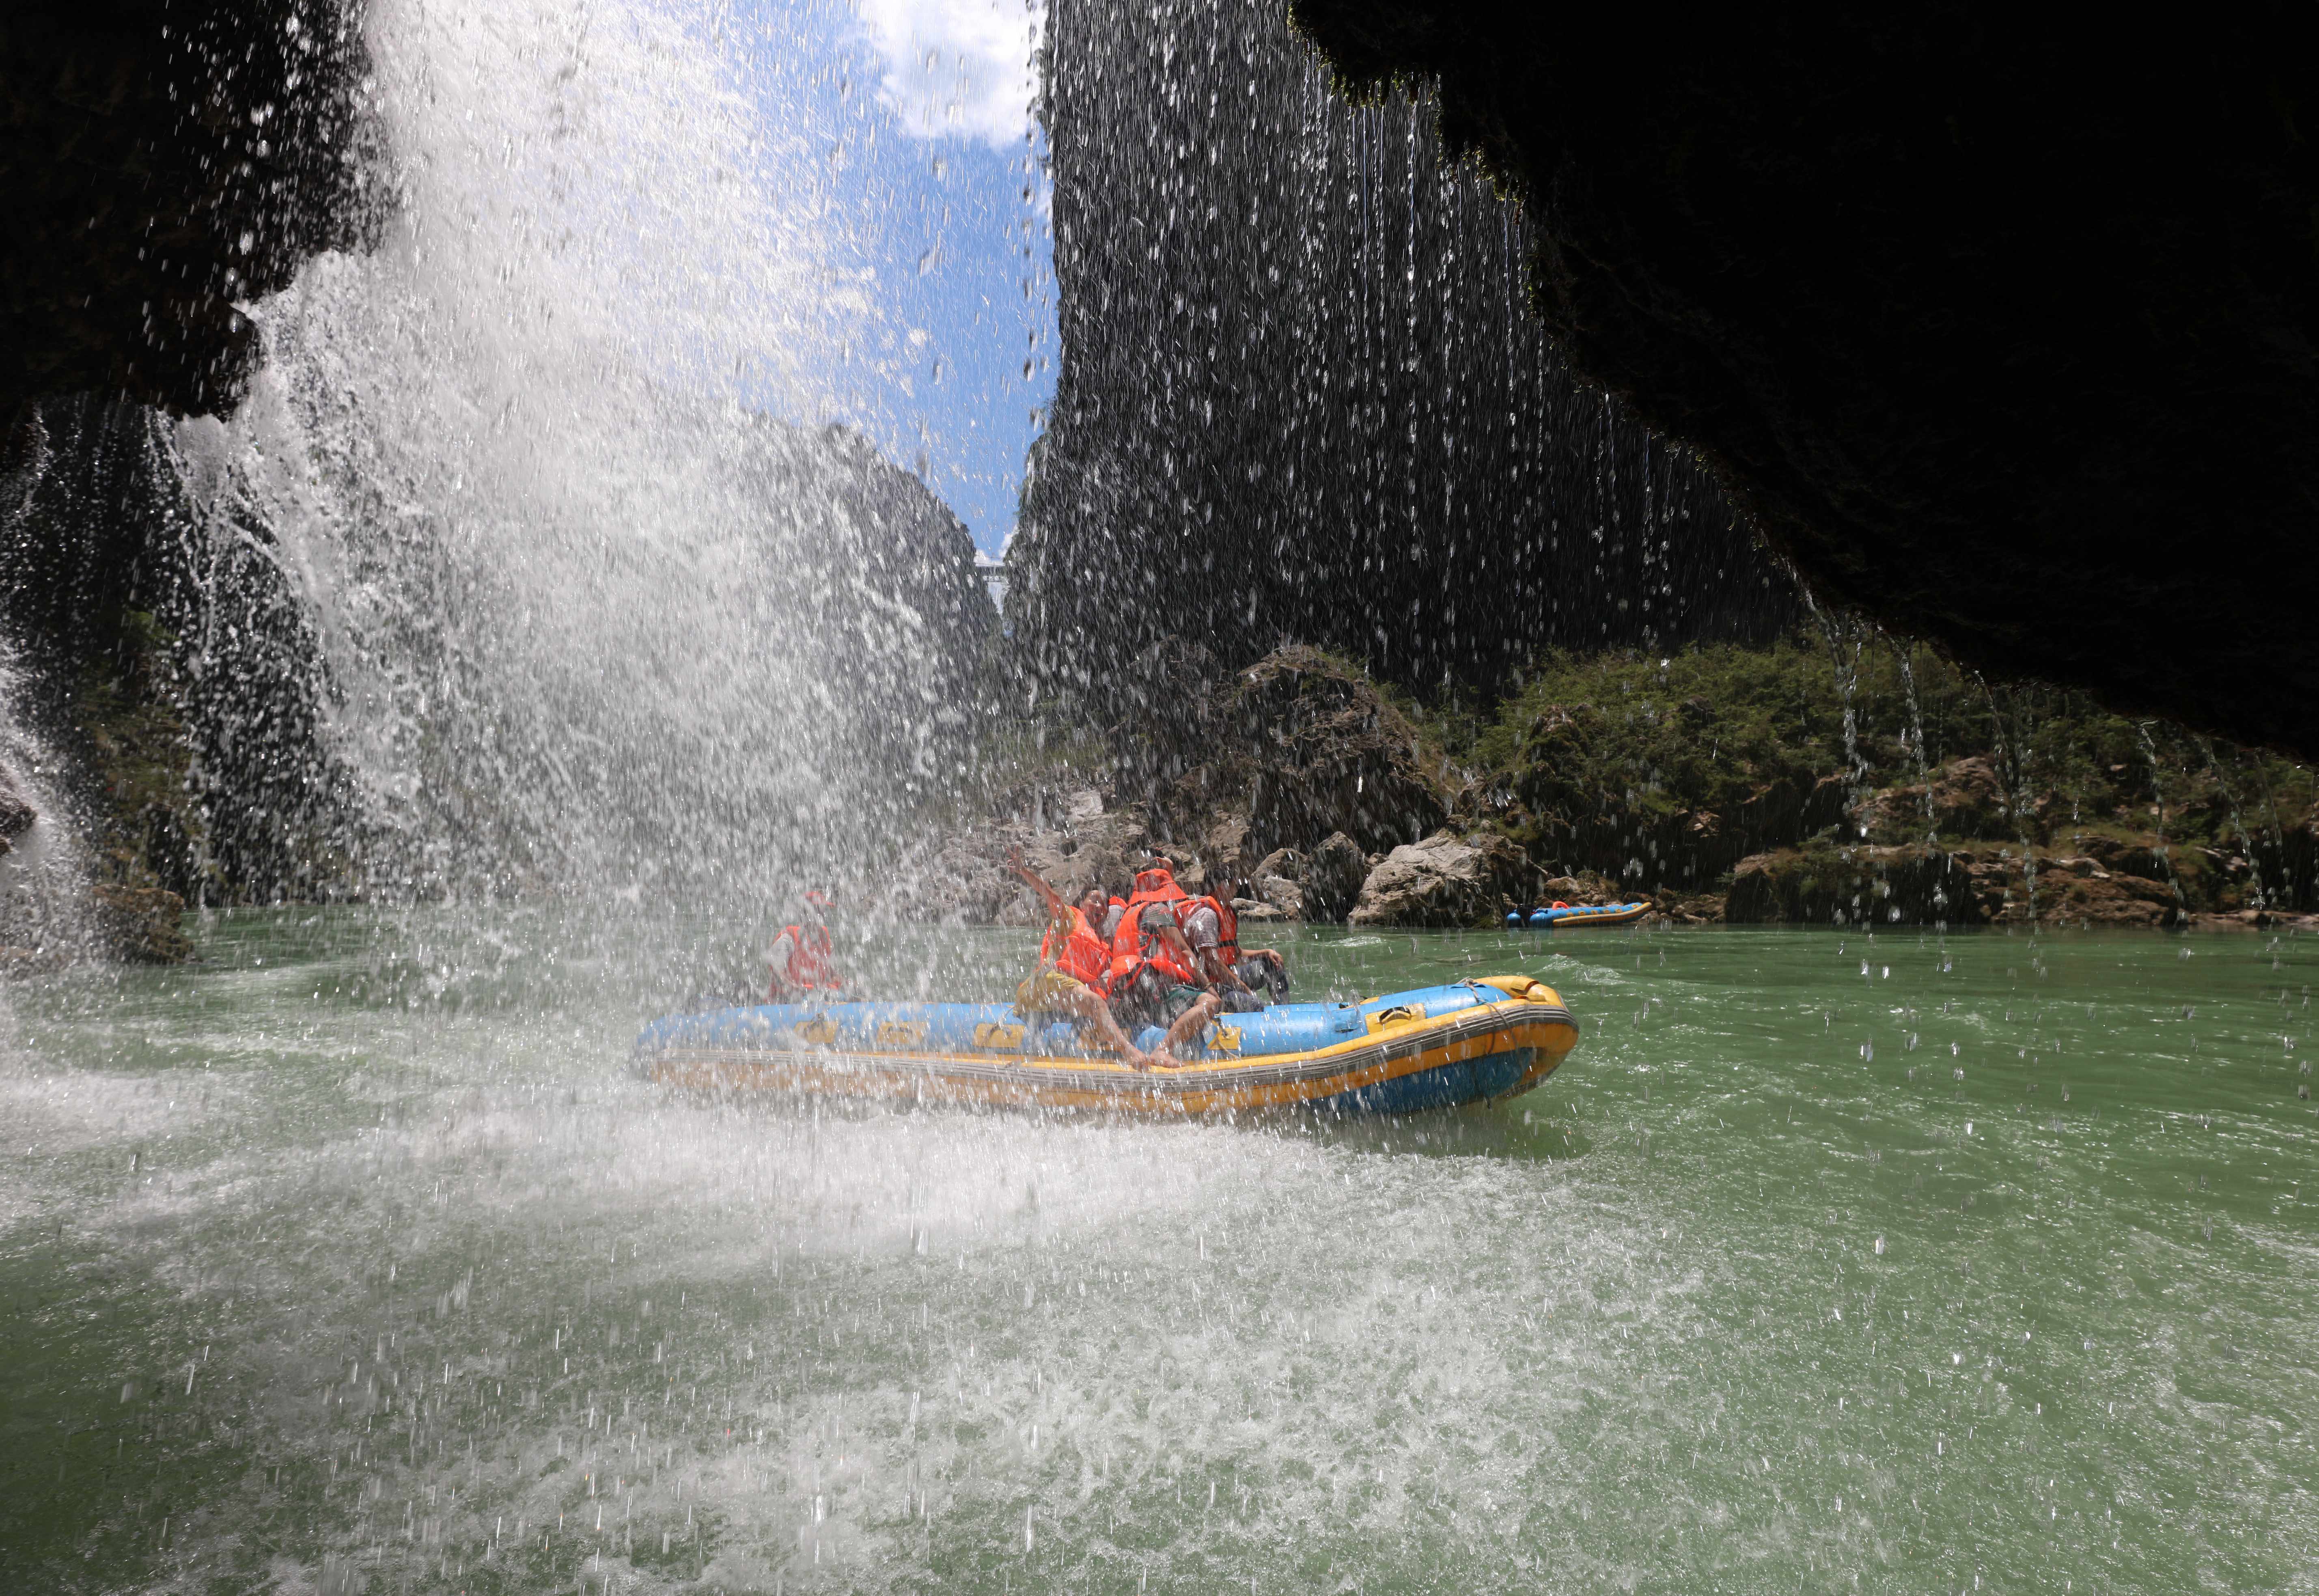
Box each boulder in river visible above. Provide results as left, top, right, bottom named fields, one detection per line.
left=1349, top=829, right=1539, bottom=928
left=90, top=883, right=191, bottom=964
left=1120, top=646, right=1455, bottom=865
left=1248, top=848, right=1306, bottom=919
left=1231, top=648, right=1452, bottom=857
left=1298, top=833, right=1371, bottom=923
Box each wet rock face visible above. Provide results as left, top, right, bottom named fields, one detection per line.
left=1861, top=757, right=2012, bottom=847
left=894, top=789, right=1152, bottom=926
left=1725, top=834, right=2250, bottom=928
left=2, top=0, right=375, bottom=417
left=2030, top=853, right=2181, bottom=928
left=1021, top=0, right=1798, bottom=706
left=1248, top=848, right=1306, bottom=919
left=89, top=882, right=190, bottom=963
left=1125, top=645, right=1454, bottom=862
left=1292, top=6, right=2319, bottom=754
left=1230, top=650, right=1451, bottom=857
left=905, top=639, right=1459, bottom=926
left=1726, top=844, right=1985, bottom=928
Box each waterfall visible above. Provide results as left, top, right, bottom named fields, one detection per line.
left=175, top=0, right=846, bottom=900
left=85, top=0, right=996, bottom=904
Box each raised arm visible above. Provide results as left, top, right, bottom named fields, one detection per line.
left=1004, top=845, right=1070, bottom=919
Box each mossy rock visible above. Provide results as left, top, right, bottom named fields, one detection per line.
left=1727, top=842, right=1984, bottom=927
left=88, top=883, right=192, bottom=964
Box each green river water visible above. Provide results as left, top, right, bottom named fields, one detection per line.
left=2, top=909, right=2314, bottom=1594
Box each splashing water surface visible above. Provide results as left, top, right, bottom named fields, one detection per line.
left=2, top=914, right=2314, bottom=1592
left=0, top=2, right=2311, bottom=1592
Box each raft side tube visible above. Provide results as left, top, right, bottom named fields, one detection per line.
left=630, top=976, right=1579, bottom=1116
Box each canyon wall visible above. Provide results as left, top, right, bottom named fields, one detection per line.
left=1015, top=0, right=1798, bottom=713
left=2, top=0, right=374, bottom=417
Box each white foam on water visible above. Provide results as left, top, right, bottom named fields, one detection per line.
left=0, top=950, right=237, bottom=1229
left=0, top=1066, right=205, bottom=1156
left=0, top=1062, right=218, bottom=1230
left=100, top=1079, right=1687, bottom=1592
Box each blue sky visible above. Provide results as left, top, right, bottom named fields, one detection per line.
left=729, top=0, right=1057, bottom=558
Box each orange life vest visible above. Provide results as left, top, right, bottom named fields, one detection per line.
left=1184, top=894, right=1239, bottom=967
left=1041, top=905, right=1112, bottom=992
left=773, top=922, right=841, bottom=997
left=1109, top=866, right=1202, bottom=986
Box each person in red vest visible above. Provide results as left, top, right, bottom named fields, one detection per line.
left=1179, top=884, right=1288, bottom=1012
left=1005, top=849, right=1159, bottom=1069
left=1106, top=854, right=1226, bottom=1055
left=767, top=889, right=844, bottom=1002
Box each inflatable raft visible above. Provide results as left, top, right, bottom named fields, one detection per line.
left=631, top=974, right=1578, bottom=1116
left=1508, top=901, right=1652, bottom=929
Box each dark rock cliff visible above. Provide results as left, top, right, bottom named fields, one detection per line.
left=1289, top=2, right=2319, bottom=754
left=2, top=395, right=375, bottom=905
left=1018, top=0, right=1797, bottom=708
left=2, top=0, right=375, bottom=418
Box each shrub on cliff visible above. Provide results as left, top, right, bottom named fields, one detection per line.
left=1464, top=633, right=2319, bottom=908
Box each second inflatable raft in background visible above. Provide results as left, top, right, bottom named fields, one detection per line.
left=1508, top=901, right=1651, bottom=929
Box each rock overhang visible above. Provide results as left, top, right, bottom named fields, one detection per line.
left=1287, top=2, right=2319, bottom=755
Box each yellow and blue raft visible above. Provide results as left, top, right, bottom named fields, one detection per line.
left=631, top=974, right=1578, bottom=1116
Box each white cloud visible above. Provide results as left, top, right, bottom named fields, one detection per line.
left=854, top=0, right=1042, bottom=145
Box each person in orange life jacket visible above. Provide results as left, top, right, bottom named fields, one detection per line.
left=1004, top=849, right=1161, bottom=1069
left=767, top=889, right=843, bottom=1002
left=1183, top=884, right=1287, bottom=1012
left=1106, top=856, right=1227, bottom=1056
left=1112, top=861, right=1286, bottom=1014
